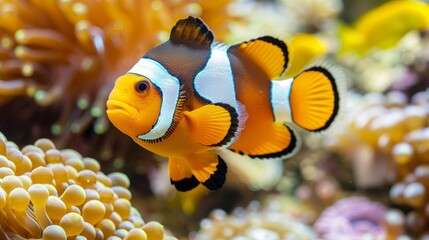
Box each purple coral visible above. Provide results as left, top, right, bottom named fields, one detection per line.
left=314, top=197, right=387, bottom=240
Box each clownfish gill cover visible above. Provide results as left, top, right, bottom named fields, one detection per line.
left=106, top=16, right=346, bottom=192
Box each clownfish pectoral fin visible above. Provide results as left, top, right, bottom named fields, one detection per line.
left=170, top=16, right=214, bottom=48
left=169, top=157, right=200, bottom=192
left=289, top=63, right=346, bottom=132
left=230, top=124, right=301, bottom=161
left=183, top=103, right=238, bottom=147
left=229, top=36, right=289, bottom=79
left=188, top=152, right=227, bottom=191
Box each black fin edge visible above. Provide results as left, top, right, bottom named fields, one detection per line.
left=202, top=156, right=227, bottom=191
left=302, top=66, right=340, bottom=132
left=258, top=36, right=289, bottom=75
left=232, top=125, right=299, bottom=160
left=171, top=175, right=200, bottom=192
left=170, top=16, right=214, bottom=48
left=230, top=36, right=289, bottom=76
left=209, top=103, right=239, bottom=147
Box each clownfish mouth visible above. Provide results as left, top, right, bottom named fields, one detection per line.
left=106, top=100, right=138, bottom=119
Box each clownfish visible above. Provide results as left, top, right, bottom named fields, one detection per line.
left=106, top=17, right=345, bottom=192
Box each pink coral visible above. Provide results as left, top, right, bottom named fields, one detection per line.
left=315, top=197, right=387, bottom=240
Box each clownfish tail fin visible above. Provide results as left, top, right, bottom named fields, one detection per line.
left=278, top=63, right=346, bottom=132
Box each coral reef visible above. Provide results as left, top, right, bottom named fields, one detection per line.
left=1, top=0, right=429, bottom=239
left=0, top=131, right=175, bottom=239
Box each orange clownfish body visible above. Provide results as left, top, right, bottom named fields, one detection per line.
left=107, top=17, right=345, bottom=191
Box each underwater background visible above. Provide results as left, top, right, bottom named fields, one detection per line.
left=0, top=0, right=429, bottom=239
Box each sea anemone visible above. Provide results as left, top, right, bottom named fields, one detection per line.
left=0, top=131, right=175, bottom=240
left=314, top=197, right=388, bottom=240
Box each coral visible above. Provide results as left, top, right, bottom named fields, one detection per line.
left=191, top=201, right=317, bottom=240
left=0, top=131, right=176, bottom=240
left=0, top=0, right=238, bottom=158
left=314, top=197, right=388, bottom=240
left=390, top=163, right=429, bottom=237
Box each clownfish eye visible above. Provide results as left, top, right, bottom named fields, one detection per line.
left=135, top=80, right=150, bottom=93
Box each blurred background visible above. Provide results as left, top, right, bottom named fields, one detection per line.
left=1, top=0, right=429, bottom=239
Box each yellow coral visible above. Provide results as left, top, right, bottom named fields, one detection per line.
left=339, top=0, right=429, bottom=55
left=0, top=131, right=175, bottom=240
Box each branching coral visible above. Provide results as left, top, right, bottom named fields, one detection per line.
left=0, top=131, right=175, bottom=240
left=0, top=0, right=238, bottom=156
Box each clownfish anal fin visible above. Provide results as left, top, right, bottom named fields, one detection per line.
left=183, top=103, right=238, bottom=147
left=201, top=156, right=227, bottom=191
left=189, top=152, right=227, bottom=191
left=230, top=124, right=301, bottom=160
left=169, top=153, right=228, bottom=191
left=170, top=16, right=214, bottom=48
left=169, top=157, right=200, bottom=192
left=229, top=36, right=289, bottom=79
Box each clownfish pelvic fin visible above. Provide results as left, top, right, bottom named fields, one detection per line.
left=271, top=63, right=346, bottom=132
left=168, top=152, right=227, bottom=192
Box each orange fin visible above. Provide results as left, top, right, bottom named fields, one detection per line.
left=290, top=64, right=345, bottom=132
left=170, top=16, right=214, bottom=48
left=169, top=157, right=199, bottom=192
left=184, top=103, right=238, bottom=147
left=229, top=36, right=289, bottom=79
left=188, top=152, right=227, bottom=191
left=230, top=124, right=301, bottom=160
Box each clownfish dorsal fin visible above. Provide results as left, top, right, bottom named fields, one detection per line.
left=229, top=36, right=289, bottom=79
left=170, top=16, right=214, bottom=48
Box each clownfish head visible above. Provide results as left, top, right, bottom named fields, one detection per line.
left=107, top=58, right=183, bottom=142
left=106, top=73, right=161, bottom=138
